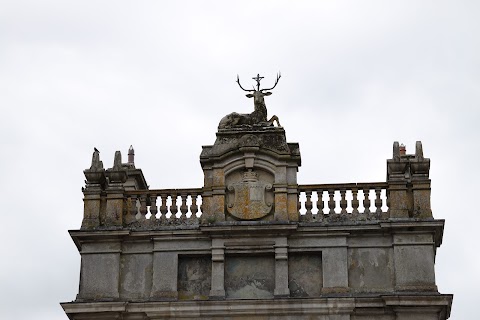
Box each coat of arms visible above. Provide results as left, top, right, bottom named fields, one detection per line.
left=227, top=170, right=273, bottom=220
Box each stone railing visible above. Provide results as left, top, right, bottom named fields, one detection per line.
left=124, top=188, right=203, bottom=226
left=298, top=182, right=389, bottom=222
left=81, top=141, right=433, bottom=229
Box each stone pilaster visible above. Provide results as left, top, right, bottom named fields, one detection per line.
left=387, top=142, right=410, bottom=219
left=411, top=142, right=432, bottom=218
left=82, top=148, right=106, bottom=229
left=211, top=168, right=226, bottom=222
left=210, top=238, right=226, bottom=299
left=104, top=151, right=127, bottom=227
left=321, top=238, right=349, bottom=294
left=274, top=237, right=289, bottom=297
left=387, top=182, right=410, bottom=219
left=104, top=186, right=125, bottom=227
left=82, top=189, right=103, bottom=229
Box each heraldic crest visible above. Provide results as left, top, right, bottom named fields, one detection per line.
left=227, top=169, right=273, bottom=220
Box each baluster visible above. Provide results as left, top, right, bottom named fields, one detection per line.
left=125, top=195, right=138, bottom=224
left=328, top=190, right=335, bottom=214
left=316, top=189, right=324, bottom=217
left=149, top=194, right=158, bottom=221
left=160, top=194, right=168, bottom=223
left=363, top=189, right=371, bottom=214
left=305, top=191, right=313, bottom=219
left=139, top=195, right=147, bottom=220
left=375, top=188, right=382, bottom=214
left=386, top=190, right=390, bottom=213
left=340, top=189, right=347, bottom=214
left=351, top=189, right=359, bottom=214
left=170, top=194, right=178, bottom=219
left=190, top=193, right=198, bottom=217
left=297, top=192, right=302, bottom=213
left=180, top=193, right=188, bottom=220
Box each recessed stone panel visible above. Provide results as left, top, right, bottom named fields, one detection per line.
left=178, top=256, right=211, bottom=300
left=120, top=253, right=153, bottom=300
left=79, top=253, right=120, bottom=300
left=225, top=256, right=275, bottom=299
left=288, top=254, right=322, bottom=297
left=393, top=245, right=436, bottom=289
left=348, top=248, right=394, bottom=292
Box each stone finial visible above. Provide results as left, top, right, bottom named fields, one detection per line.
left=89, top=148, right=104, bottom=171
left=411, top=141, right=430, bottom=178
left=387, top=142, right=409, bottom=181
left=415, top=141, right=424, bottom=161
left=128, top=145, right=135, bottom=165
left=399, top=144, right=406, bottom=156
left=393, top=141, right=400, bottom=160
left=84, top=148, right=106, bottom=186
left=112, top=151, right=123, bottom=170
left=106, top=151, right=127, bottom=184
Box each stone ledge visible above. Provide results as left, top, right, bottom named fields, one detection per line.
left=61, top=294, right=453, bottom=319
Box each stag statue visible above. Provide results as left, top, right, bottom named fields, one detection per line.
left=218, top=73, right=282, bottom=129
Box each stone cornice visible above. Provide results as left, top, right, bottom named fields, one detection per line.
left=61, top=294, right=453, bottom=319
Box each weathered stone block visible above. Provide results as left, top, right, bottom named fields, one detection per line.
left=394, top=245, right=436, bottom=291
left=394, top=312, right=439, bottom=320
left=287, top=192, right=299, bottom=222
left=105, top=194, right=124, bottom=226
left=352, top=316, right=394, bottom=320
left=82, top=194, right=102, bottom=229
left=274, top=192, right=288, bottom=221
left=288, top=254, right=322, bottom=297
left=225, top=256, right=275, bottom=299
left=348, top=248, right=394, bottom=292
left=79, top=253, right=120, bottom=300
left=120, top=253, right=153, bottom=300
left=387, top=186, right=409, bottom=218
left=178, top=256, right=211, bottom=300
left=151, top=252, right=178, bottom=299
left=412, top=187, right=432, bottom=218
left=322, top=247, right=349, bottom=293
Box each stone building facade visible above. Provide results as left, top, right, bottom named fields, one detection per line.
left=61, top=125, right=453, bottom=319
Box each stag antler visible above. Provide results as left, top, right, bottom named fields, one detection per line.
left=261, top=72, right=281, bottom=91
left=236, top=75, right=255, bottom=92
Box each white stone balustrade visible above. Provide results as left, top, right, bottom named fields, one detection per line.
left=298, top=183, right=389, bottom=221
left=125, top=188, right=203, bottom=225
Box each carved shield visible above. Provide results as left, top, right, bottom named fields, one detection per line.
left=227, top=171, right=272, bottom=220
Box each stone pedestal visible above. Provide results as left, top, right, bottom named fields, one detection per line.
left=81, top=188, right=103, bottom=229
left=200, top=126, right=301, bottom=223
left=387, top=141, right=432, bottom=219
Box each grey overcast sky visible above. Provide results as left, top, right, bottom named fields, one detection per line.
left=0, top=1, right=478, bottom=319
